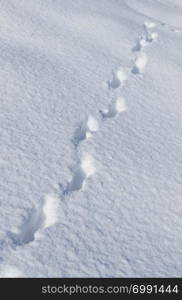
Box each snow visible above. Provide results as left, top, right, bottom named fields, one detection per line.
left=100, top=96, right=127, bottom=118
left=132, top=52, right=148, bottom=74
left=0, top=0, right=182, bottom=277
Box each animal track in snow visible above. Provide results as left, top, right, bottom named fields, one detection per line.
left=100, top=97, right=127, bottom=119
left=73, top=115, right=99, bottom=146
left=108, top=68, right=128, bottom=89
left=146, top=31, right=158, bottom=43
left=133, top=35, right=148, bottom=52
left=133, top=22, right=158, bottom=52
left=64, top=115, right=97, bottom=194
left=144, top=21, right=158, bottom=42
left=132, top=22, right=159, bottom=74
left=65, top=154, right=95, bottom=193
left=8, top=194, right=59, bottom=246
left=132, top=51, right=148, bottom=74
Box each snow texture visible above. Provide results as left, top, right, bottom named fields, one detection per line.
left=0, top=0, right=182, bottom=277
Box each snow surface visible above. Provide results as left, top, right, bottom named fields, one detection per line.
left=0, top=0, right=182, bottom=277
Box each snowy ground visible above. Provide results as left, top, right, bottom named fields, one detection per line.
left=0, top=0, right=182, bottom=277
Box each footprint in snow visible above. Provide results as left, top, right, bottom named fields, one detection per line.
left=73, top=115, right=99, bottom=147
left=133, top=21, right=158, bottom=52
left=132, top=52, right=148, bottom=74
left=108, top=68, right=128, bottom=89
left=65, top=154, right=95, bottom=193
left=133, top=35, right=149, bottom=52
left=144, top=21, right=158, bottom=42
left=100, top=97, right=127, bottom=119
left=7, top=194, right=59, bottom=246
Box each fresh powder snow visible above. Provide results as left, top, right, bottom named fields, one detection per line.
left=0, top=0, right=182, bottom=277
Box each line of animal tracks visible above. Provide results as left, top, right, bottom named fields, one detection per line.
left=0, top=21, right=160, bottom=277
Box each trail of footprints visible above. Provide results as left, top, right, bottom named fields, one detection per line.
left=4, top=22, right=159, bottom=250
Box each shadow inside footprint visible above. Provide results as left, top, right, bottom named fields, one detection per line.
left=72, top=116, right=99, bottom=147
left=64, top=154, right=95, bottom=194
left=66, top=167, right=85, bottom=192
left=100, top=97, right=127, bottom=119
left=7, top=208, right=43, bottom=246
left=100, top=108, right=117, bottom=119
left=108, top=68, right=128, bottom=89
left=132, top=43, right=141, bottom=52
left=132, top=66, right=140, bottom=74
left=108, top=77, right=121, bottom=89
left=72, top=124, right=86, bottom=147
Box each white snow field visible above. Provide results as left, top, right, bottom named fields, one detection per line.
left=0, top=0, right=182, bottom=278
